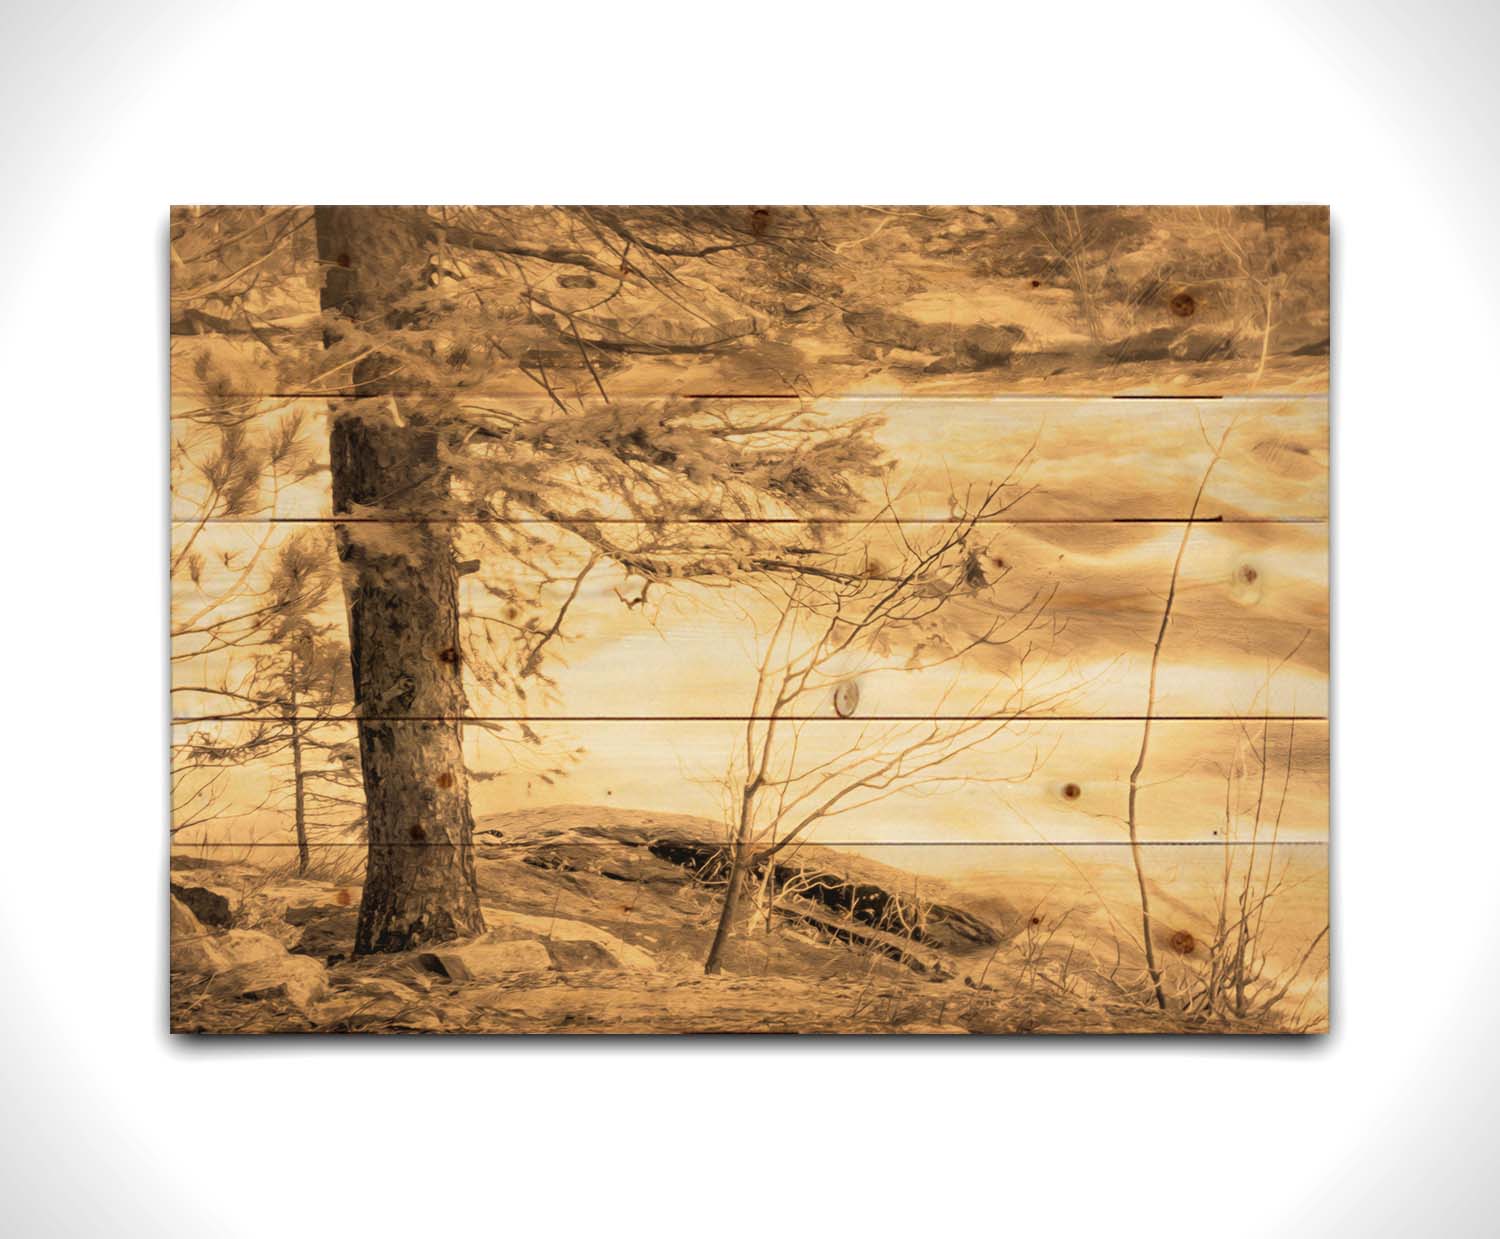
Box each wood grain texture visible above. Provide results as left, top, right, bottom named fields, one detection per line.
left=172, top=519, right=1327, bottom=722
left=172, top=394, right=1327, bottom=522
left=171, top=205, right=1328, bottom=400
left=172, top=716, right=1327, bottom=847
left=169, top=205, right=1329, bottom=1033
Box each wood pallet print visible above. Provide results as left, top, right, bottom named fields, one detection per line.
left=170, top=206, right=1330, bottom=1034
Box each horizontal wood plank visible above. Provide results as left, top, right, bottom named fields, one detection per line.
left=171, top=205, right=1328, bottom=400
left=172, top=519, right=1328, bottom=722
left=169, top=205, right=1329, bottom=1035
left=171, top=716, right=1329, bottom=848
left=171, top=394, right=1327, bottom=523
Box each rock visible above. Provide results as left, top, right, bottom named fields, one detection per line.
left=173, top=925, right=294, bottom=979
left=175, top=911, right=328, bottom=1011
left=172, top=895, right=238, bottom=975
left=485, top=909, right=657, bottom=971
left=354, top=977, right=425, bottom=1002
left=171, top=929, right=229, bottom=976
left=217, top=929, right=294, bottom=969
left=289, top=908, right=358, bottom=959
left=1108, top=326, right=1175, bottom=364
left=417, top=938, right=554, bottom=981
left=1167, top=327, right=1234, bottom=363
left=955, top=323, right=1023, bottom=369
left=1108, top=326, right=1235, bottom=367
left=232, top=890, right=301, bottom=945
left=842, top=308, right=1021, bottom=371
left=209, top=954, right=328, bottom=1013
left=170, top=883, right=232, bottom=928
left=545, top=939, right=620, bottom=971
left=315, top=977, right=423, bottom=1026
left=171, top=894, right=206, bottom=939
left=843, top=308, right=944, bottom=353
left=520, top=840, right=688, bottom=886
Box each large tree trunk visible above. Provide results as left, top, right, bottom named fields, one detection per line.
left=315, top=206, right=485, bottom=954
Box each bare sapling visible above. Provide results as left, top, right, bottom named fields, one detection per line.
left=1126, top=415, right=1236, bottom=1009
left=702, top=479, right=1074, bottom=974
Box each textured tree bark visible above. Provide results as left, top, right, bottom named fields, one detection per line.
left=314, top=206, right=485, bottom=954
left=704, top=845, right=748, bottom=975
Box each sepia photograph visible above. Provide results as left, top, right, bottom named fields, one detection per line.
left=170, top=206, right=1330, bottom=1034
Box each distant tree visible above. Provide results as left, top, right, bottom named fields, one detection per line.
left=249, top=533, right=363, bottom=873
left=171, top=405, right=324, bottom=845
left=1172, top=205, right=1330, bottom=384
left=172, top=529, right=362, bottom=872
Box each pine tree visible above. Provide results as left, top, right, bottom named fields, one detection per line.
left=177, top=206, right=893, bottom=951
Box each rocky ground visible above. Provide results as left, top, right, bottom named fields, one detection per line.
left=170, top=807, right=1268, bottom=1034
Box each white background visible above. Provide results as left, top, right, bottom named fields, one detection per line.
left=2, top=1, right=1496, bottom=1234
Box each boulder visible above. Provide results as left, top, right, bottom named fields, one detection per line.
left=842, top=307, right=940, bottom=353
left=545, top=939, right=620, bottom=971
left=218, top=929, right=295, bottom=969
left=954, top=323, right=1023, bottom=369
left=1108, top=326, right=1235, bottom=367
left=486, top=909, right=657, bottom=971
left=417, top=938, right=554, bottom=982
left=172, top=923, right=292, bottom=979
left=171, top=894, right=206, bottom=939
left=289, top=908, right=359, bottom=959
left=170, top=882, right=232, bottom=928
left=208, top=954, right=329, bottom=1013
left=171, top=927, right=229, bottom=977
left=172, top=895, right=233, bottom=975
left=842, top=308, right=1022, bottom=371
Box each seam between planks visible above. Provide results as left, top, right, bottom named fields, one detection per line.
left=171, top=391, right=1330, bottom=403
left=169, top=839, right=1330, bottom=848
left=182, top=516, right=1330, bottom=526
left=172, top=714, right=1330, bottom=723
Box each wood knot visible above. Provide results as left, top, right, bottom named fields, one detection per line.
left=436, top=772, right=454, bottom=789
left=1169, top=930, right=1196, bottom=955
left=336, top=252, right=351, bottom=268
left=1061, top=782, right=1082, bottom=801
left=437, top=646, right=460, bottom=667
left=750, top=207, right=770, bottom=237
left=335, top=888, right=352, bottom=906
left=1230, top=560, right=1265, bottom=605
left=833, top=679, right=861, bottom=718
left=1170, top=291, right=1196, bottom=317
left=409, top=824, right=427, bottom=841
